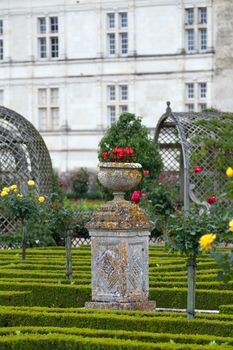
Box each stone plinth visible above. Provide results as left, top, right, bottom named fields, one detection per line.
left=85, top=195, right=156, bottom=311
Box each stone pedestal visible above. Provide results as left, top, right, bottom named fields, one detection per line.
left=85, top=162, right=155, bottom=311
left=85, top=229, right=155, bottom=310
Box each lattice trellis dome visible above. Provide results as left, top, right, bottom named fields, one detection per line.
left=0, top=106, right=53, bottom=232
left=154, top=103, right=233, bottom=210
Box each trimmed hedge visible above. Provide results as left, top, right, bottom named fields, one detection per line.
left=1, top=281, right=233, bottom=309
left=219, top=305, right=233, bottom=314
left=0, top=333, right=232, bottom=350
left=0, top=326, right=233, bottom=347
left=0, top=282, right=90, bottom=307
left=1, top=307, right=233, bottom=337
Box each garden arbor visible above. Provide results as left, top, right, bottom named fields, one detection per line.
left=155, top=102, right=233, bottom=319
left=154, top=102, right=232, bottom=211
left=0, top=106, right=53, bottom=235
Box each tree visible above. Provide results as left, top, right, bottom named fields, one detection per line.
left=98, top=112, right=163, bottom=197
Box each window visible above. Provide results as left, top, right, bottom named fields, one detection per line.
left=120, top=32, right=128, bottom=55
left=38, top=38, right=47, bottom=58
left=107, top=13, right=115, bottom=29
left=38, top=17, right=46, bottom=34
left=38, top=108, right=47, bottom=130
left=186, top=83, right=194, bottom=99
left=107, top=84, right=128, bottom=124
left=108, top=85, right=116, bottom=101
left=0, top=40, right=3, bottom=60
left=185, top=82, right=207, bottom=111
left=119, top=12, right=128, bottom=28
left=186, top=29, right=195, bottom=52
left=106, top=12, right=128, bottom=57
left=119, top=105, right=128, bottom=114
left=184, top=7, right=207, bottom=54
left=108, top=34, right=115, bottom=55
left=199, top=28, right=207, bottom=52
left=37, top=16, right=59, bottom=59
left=199, top=83, right=207, bottom=99
left=50, top=108, right=59, bottom=129
left=50, top=88, right=59, bottom=104
left=0, top=20, right=3, bottom=35
left=186, top=103, right=194, bottom=112
left=120, top=85, right=128, bottom=100
left=0, top=90, right=3, bottom=105
left=198, top=103, right=207, bottom=111
left=199, top=8, right=207, bottom=24
left=185, top=8, right=194, bottom=25
left=0, top=20, right=3, bottom=61
left=38, top=88, right=59, bottom=130
left=51, top=37, right=59, bottom=58
left=50, top=17, right=58, bottom=33
left=108, top=106, right=116, bottom=125
left=38, top=88, right=47, bottom=105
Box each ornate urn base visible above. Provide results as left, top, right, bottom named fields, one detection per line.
left=85, top=163, right=155, bottom=311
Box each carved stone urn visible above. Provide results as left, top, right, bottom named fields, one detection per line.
left=85, top=162, right=155, bottom=311
left=98, top=162, right=142, bottom=198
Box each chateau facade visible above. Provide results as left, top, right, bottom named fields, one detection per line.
left=0, top=0, right=232, bottom=172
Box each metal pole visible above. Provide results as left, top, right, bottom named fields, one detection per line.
left=187, top=256, right=196, bottom=320
left=65, top=230, right=73, bottom=280
left=22, top=220, right=26, bottom=261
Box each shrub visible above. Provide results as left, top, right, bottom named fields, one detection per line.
left=98, top=113, right=163, bottom=199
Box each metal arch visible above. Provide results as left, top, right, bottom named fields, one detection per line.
left=0, top=106, right=54, bottom=236
left=154, top=103, right=232, bottom=211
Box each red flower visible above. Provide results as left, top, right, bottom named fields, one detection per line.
left=131, top=190, right=142, bottom=204
left=102, top=152, right=109, bottom=158
left=143, top=170, right=150, bottom=175
left=124, top=147, right=134, bottom=155
left=58, top=181, right=65, bottom=187
left=194, top=166, right=203, bottom=173
left=207, top=194, right=217, bottom=205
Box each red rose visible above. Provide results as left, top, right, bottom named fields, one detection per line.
left=112, top=147, right=123, bottom=154
left=58, top=181, right=65, bottom=187
left=102, top=152, right=109, bottom=158
left=207, top=194, right=217, bottom=205
left=117, top=152, right=125, bottom=159
left=131, top=190, right=142, bottom=204
left=194, top=166, right=203, bottom=173
left=124, top=147, right=134, bottom=155
left=143, top=170, right=150, bottom=175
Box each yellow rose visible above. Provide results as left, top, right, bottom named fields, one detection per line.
left=27, top=180, right=35, bottom=187
left=229, top=219, right=233, bottom=232
left=2, top=187, right=9, bottom=193
left=199, top=233, right=216, bottom=252
left=1, top=190, right=8, bottom=197
left=10, top=184, right=17, bottom=190
left=226, top=167, right=233, bottom=177
left=17, top=194, right=23, bottom=198
left=38, top=196, right=45, bottom=203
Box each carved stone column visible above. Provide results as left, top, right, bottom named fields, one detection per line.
left=85, top=162, right=155, bottom=311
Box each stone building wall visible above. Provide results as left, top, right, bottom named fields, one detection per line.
left=0, top=0, right=231, bottom=172
left=213, top=0, right=233, bottom=111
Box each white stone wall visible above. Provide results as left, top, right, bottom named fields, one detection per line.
left=0, top=0, right=229, bottom=172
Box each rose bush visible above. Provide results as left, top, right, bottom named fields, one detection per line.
left=0, top=181, right=48, bottom=259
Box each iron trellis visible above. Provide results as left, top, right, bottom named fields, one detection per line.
left=154, top=102, right=233, bottom=211
left=0, top=106, right=54, bottom=235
